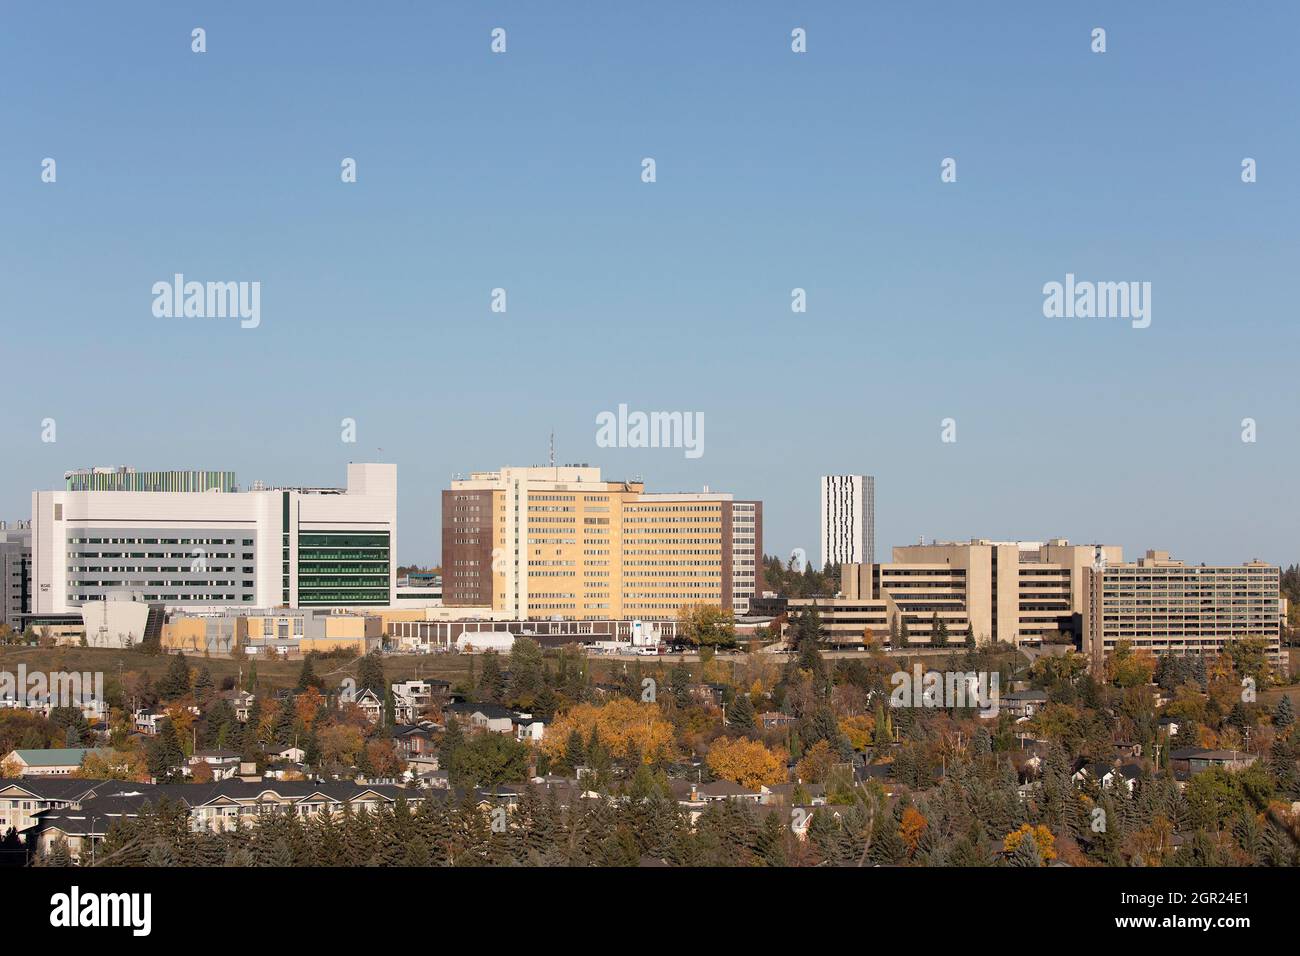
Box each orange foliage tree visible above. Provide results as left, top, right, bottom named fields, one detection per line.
left=1003, top=823, right=1057, bottom=864
left=706, top=737, right=787, bottom=790
left=542, top=698, right=676, bottom=764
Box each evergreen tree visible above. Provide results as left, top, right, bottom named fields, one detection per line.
left=930, top=612, right=945, bottom=648
left=669, top=662, right=692, bottom=708
left=477, top=652, right=505, bottom=704
left=562, top=728, right=586, bottom=773
left=1275, top=694, right=1295, bottom=731
left=441, top=717, right=466, bottom=786
left=756, top=810, right=789, bottom=866
left=357, top=650, right=385, bottom=695
left=729, top=693, right=756, bottom=730
left=193, top=666, right=215, bottom=702
left=296, top=653, right=324, bottom=692
left=158, top=651, right=192, bottom=699
left=507, top=637, right=545, bottom=707
left=1009, top=832, right=1043, bottom=867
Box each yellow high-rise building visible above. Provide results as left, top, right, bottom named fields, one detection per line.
left=442, top=466, right=761, bottom=621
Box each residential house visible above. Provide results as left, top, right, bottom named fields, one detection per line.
left=760, top=782, right=827, bottom=806
left=391, top=725, right=437, bottom=762
left=266, top=745, right=306, bottom=764
left=759, top=711, right=796, bottom=730
left=222, top=689, right=256, bottom=723
left=350, top=688, right=384, bottom=726
left=133, top=709, right=166, bottom=736
left=514, top=713, right=547, bottom=745
left=443, top=702, right=515, bottom=735
left=390, top=680, right=450, bottom=723
left=1187, top=750, right=1258, bottom=775
left=1002, top=690, right=1050, bottom=720
left=689, top=683, right=727, bottom=708
left=186, top=750, right=240, bottom=780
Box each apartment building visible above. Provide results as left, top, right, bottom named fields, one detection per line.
left=24, top=780, right=429, bottom=863
left=32, top=463, right=396, bottom=612
left=442, top=465, right=762, bottom=620
left=831, top=539, right=1123, bottom=646
left=0, top=522, right=33, bottom=631
left=820, top=474, right=874, bottom=567
left=1083, top=550, right=1283, bottom=668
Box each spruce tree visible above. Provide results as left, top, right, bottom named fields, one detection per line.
left=1275, top=694, right=1295, bottom=731
left=158, top=651, right=192, bottom=699
left=729, top=693, right=756, bottom=730
left=477, top=652, right=505, bottom=703
left=1009, top=832, right=1043, bottom=867
left=296, top=653, right=323, bottom=692
left=357, top=650, right=385, bottom=695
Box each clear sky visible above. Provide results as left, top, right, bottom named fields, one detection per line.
left=2, top=2, right=1297, bottom=567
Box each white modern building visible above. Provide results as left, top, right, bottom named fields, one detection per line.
left=820, top=474, right=874, bottom=568
left=31, top=463, right=397, bottom=613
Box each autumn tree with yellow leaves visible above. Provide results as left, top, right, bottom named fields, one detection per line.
left=1002, top=823, right=1057, bottom=865
left=542, top=698, right=676, bottom=764
left=706, top=736, right=787, bottom=790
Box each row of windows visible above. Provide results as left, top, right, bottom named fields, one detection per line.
left=74, top=592, right=252, bottom=602
left=69, top=537, right=253, bottom=546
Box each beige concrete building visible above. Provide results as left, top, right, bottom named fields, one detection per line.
left=442, top=466, right=762, bottom=621
left=831, top=539, right=1123, bottom=646
left=161, top=607, right=380, bottom=657
left=1083, top=551, right=1284, bottom=669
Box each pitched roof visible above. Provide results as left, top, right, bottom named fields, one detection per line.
left=1191, top=750, right=1256, bottom=761
left=444, top=702, right=516, bottom=720
left=8, top=747, right=105, bottom=767
left=0, top=777, right=138, bottom=802
left=698, top=780, right=759, bottom=798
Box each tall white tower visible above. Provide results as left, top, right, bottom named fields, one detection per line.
left=820, top=475, right=874, bottom=568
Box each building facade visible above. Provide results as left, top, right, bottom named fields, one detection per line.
left=32, top=463, right=396, bottom=613
left=832, top=538, right=1123, bottom=646
left=0, top=522, right=32, bottom=632
left=1083, top=550, right=1283, bottom=669
left=162, top=607, right=382, bottom=657
left=820, top=474, right=874, bottom=567
left=442, top=465, right=762, bottom=620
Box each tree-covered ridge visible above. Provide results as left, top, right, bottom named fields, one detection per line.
left=16, top=619, right=1300, bottom=867
left=761, top=555, right=842, bottom=599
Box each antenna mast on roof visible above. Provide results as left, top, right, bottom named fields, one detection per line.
left=549, top=431, right=555, bottom=470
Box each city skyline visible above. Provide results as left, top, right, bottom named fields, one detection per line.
left=3, top=454, right=1295, bottom=570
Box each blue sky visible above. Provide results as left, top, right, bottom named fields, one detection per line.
left=2, top=2, right=1297, bottom=567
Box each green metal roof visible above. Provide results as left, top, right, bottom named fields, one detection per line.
left=11, top=747, right=104, bottom=767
